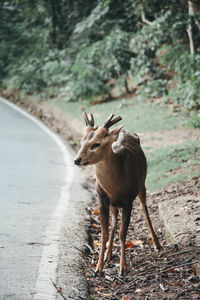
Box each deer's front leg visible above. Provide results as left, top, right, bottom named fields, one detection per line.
left=119, top=203, right=132, bottom=276
left=95, top=185, right=109, bottom=275
left=105, top=205, right=118, bottom=262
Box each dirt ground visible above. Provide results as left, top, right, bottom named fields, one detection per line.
left=83, top=176, right=200, bottom=300
left=140, top=128, right=197, bottom=152
left=2, top=91, right=199, bottom=299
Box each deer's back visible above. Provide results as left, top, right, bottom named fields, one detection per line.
left=96, top=131, right=147, bottom=206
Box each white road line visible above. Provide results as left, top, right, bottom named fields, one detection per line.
left=0, top=97, right=74, bottom=299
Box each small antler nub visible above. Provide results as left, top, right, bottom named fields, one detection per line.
left=104, top=114, right=122, bottom=129
left=83, top=112, right=95, bottom=127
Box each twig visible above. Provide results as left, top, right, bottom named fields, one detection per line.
left=176, top=288, right=193, bottom=299
left=141, top=11, right=154, bottom=25
left=51, top=279, right=67, bottom=300
left=85, top=243, right=94, bottom=254
left=153, top=260, right=199, bottom=276
left=134, top=259, right=198, bottom=277
left=73, top=246, right=92, bottom=257
left=86, top=265, right=96, bottom=275
left=114, top=276, right=126, bottom=284
left=166, top=248, right=200, bottom=259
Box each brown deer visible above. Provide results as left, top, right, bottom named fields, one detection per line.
left=74, top=112, right=161, bottom=275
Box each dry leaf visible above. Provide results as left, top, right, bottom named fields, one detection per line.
left=94, top=240, right=100, bottom=247
left=177, top=280, right=182, bottom=287
left=126, top=241, right=134, bottom=249
left=167, top=268, right=175, bottom=273
left=131, top=240, right=143, bottom=247
left=126, top=240, right=143, bottom=249
left=93, top=209, right=100, bottom=215
left=168, top=282, right=175, bottom=286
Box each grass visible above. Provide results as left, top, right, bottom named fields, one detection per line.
left=48, top=97, right=187, bottom=133
left=146, top=140, right=200, bottom=191
left=47, top=96, right=199, bottom=192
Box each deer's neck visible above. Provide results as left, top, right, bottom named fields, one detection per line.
left=95, top=148, right=122, bottom=195
left=95, top=148, right=117, bottom=173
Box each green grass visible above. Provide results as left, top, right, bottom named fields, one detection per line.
left=47, top=96, right=199, bottom=192
left=48, top=97, right=186, bottom=133
left=146, top=140, right=200, bottom=191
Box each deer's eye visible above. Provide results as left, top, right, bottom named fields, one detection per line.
left=90, top=143, right=100, bottom=150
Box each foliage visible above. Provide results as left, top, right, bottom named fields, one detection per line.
left=146, top=140, right=200, bottom=191
left=62, top=27, right=131, bottom=100
left=0, top=0, right=200, bottom=111
left=158, top=46, right=200, bottom=109
left=188, top=113, right=200, bottom=129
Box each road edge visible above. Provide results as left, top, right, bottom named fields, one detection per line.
left=0, top=97, right=91, bottom=300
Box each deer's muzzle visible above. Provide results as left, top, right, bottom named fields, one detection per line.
left=74, top=157, right=82, bottom=165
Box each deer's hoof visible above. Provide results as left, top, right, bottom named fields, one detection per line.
left=94, top=268, right=104, bottom=277
left=154, top=243, right=162, bottom=252
left=119, top=267, right=127, bottom=277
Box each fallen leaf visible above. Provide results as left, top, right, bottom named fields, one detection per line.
left=131, top=240, right=143, bottom=247
left=93, top=209, right=100, bottom=215
left=177, top=280, right=182, bottom=287
left=168, top=282, right=175, bottom=286
left=57, top=287, right=62, bottom=294
left=126, top=240, right=143, bottom=249
left=126, top=241, right=134, bottom=249
left=94, top=240, right=100, bottom=247
left=167, top=268, right=175, bottom=273
left=122, top=296, right=131, bottom=300
left=169, top=280, right=182, bottom=287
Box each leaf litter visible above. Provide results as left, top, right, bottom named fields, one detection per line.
left=83, top=176, right=200, bottom=300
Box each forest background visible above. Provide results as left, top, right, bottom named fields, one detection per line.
left=0, top=0, right=200, bottom=117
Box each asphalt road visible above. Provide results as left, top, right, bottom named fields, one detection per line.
left=0, top=98, right=74, bottom=299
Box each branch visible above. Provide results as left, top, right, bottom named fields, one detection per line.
left=187, top=25, right=195, bottom=56
left=188, top=1, right=200, bottom=30
left=141, top=11, right=154, bottom=26
left=187, top=1, right=195, bottom=56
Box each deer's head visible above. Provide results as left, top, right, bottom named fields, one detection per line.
left=74, top=112, right=122, bottom=166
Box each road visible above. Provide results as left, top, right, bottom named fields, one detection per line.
left=0, top=97, right=74, bottom=299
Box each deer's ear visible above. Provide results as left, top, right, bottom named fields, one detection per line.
left=110, top=125, right=123, bottom=140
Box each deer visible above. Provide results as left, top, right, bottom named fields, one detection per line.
left=74, top=112, right=161, bottom=276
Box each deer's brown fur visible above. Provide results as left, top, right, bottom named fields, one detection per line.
left=74, top=113, right=161, bottom=275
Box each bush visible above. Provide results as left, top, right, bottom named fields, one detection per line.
left=62, top=27, right=131, bottom=101
left=158, top=46, right=200, bottom=109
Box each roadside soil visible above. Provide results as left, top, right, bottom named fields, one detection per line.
left=83, top=176, right=200, bottom=300
left=140, top=128, right=197, bottom=152
left=1, top=90, right=199, bottom=299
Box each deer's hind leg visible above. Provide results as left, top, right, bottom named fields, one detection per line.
left=105, top=205, right=118, bottom=262
left=138, top=186, right=161, bottom=250
left=119, top=202, right=132, bottom=276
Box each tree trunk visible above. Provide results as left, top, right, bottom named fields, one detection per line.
left=141, top=10, right=154, bottom=26
left=188, top=1, right=200, bottom=30
left=50, top=0, right=57, bottom=46
left=187, top=1, right=195, bottom=56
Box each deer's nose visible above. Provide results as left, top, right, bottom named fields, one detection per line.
left=74, top=158, right=82, bottom=165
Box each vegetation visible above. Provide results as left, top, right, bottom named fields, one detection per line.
left=1, top=0, right=200, bottom=111
left=47, top=96, right=199, bottom=192
left=146, top=140, right=200, bottom=191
